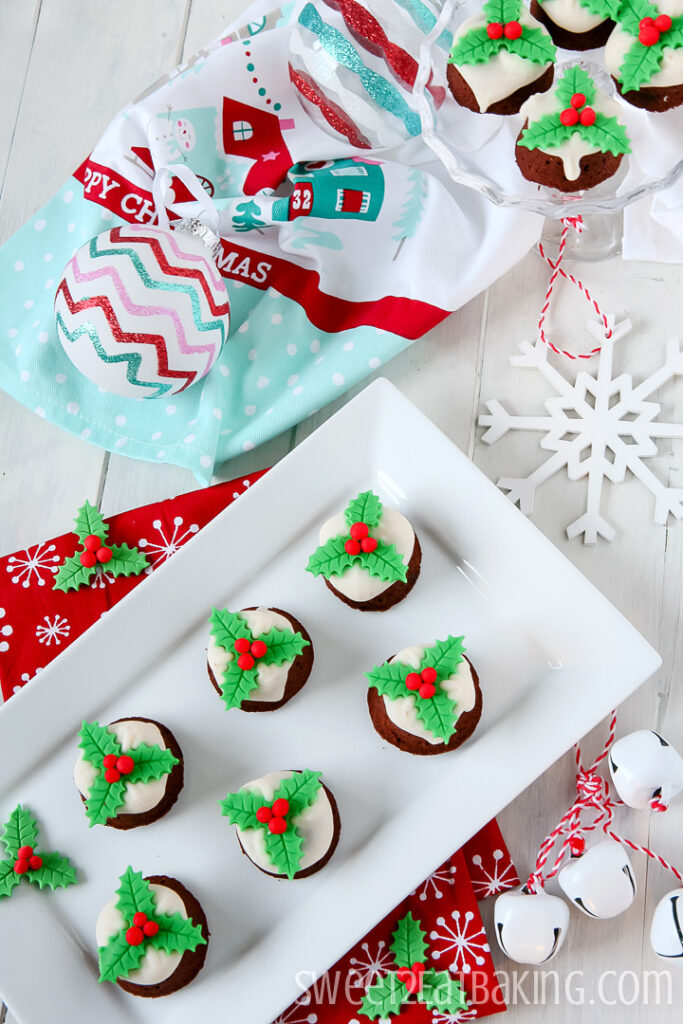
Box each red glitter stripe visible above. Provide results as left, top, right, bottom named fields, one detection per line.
left=288, top=65, right=372, bottom=149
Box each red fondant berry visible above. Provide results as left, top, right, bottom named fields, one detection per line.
left=14, top=859, right=29, bottom=875
left=237, top=652, right=255, bottom=671
left=361, top=536, right=378, bottom=553
left=234, top=637, right=251, bottom=654
left=397, top=968, right=412, bottom=985
left=345, top=538, right=361, bottom=556
left=268, top=815, right=287, bottom=834
left=126, top=926, right=145, bottom=946
left=17, top=845, right=33, bottom=860
left=560, top=107, right=579, bottom=126
left=256, top=805, right=273, bottom=823
left=639, top=24, right=660, bottom=44
left=405, top=672, right=422, bottom=690
left=580, top=106, right=596, bottom=126
left=571, top=92, right=586, bottom=109
left=84, top=535, right=102, bottom=552
left=133, top=911, right=147, bottom=927
left=420, top=666, right=437, bottom=685
left=80, top=551, right=97, bottom=568
left=654, top=13, right=671, bottom=30
left=412, top=962, right=426, bottom=975
left=504, top=20, right=522, bottom=39
left=419, top=682, right=436, bottom=699
left=640, top=15, right=654, bottom=26
left=251, top=639, right=268, bottom=659
left=350, top=522, right=369, bottom=540
left=96, top=546, right=113, bottom=564
left=29, top=855, right=43, bottom=870
left=486, top=21, right=503, bottom=38
left=102, top=754, right=117, bottom=769
left=104, top=768, right=121, bottom=784
left=143, top=920, right=159, bottom=937
left=117, top=755, right=134, bottom=775
left=272, top=798, right=290, bottom=817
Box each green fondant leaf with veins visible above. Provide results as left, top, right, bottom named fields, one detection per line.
left=619, top=37, right=667, bottom=92
left=209, top=606, right=254, bottom=650
left=366, top=659, right=412, bottom=699
left=98, top=929, right=147, bottom=984
left=1, top=804, right=39, bottom=858
left=419, top=968, right=468, bottom=1012
left=127, top=743, right=179, bottom=784
left=274, top=769, right=323, bottom=813
left=580, top=112, right=631, bottom=155
left=483, top=0, right=521, bottom=21
left=107, top=543, right=149, bottom=579
left=218, top=660, right=260, bottom=710
left=361, top=542, right=408, bottom=583
left=359, top=973, right=409, bottom=1020
left=54, top=502, right=148, bottom=592
left=421, top=635, right=465, bottom=679
left=219, top=788, right=268, bottom=829
left=0, top=805, right=78, bottom=899
left=573, top=0, right=619, bottom=20
left=306, top=535, right=356, bottom=578
left=344, top=490, right=383, bottom=529
left=84, top=772, right=127, bottom=827
left=0, top=861, right=21, bottom=899
left=510, top=29, right=556, bottom=63
left=53, top=553, right=96, bottom=593
left=78, top=720, right=122, bottom=765
left=390, top=911, right=428, bottom=968
left=74, top=500, right=109, bottom=544
left=449, top=27, right=500, bottom=65
left=518, top=115, right=575, bottom=150
left=115, top=866, right=158, bottom=922
left=618, top=0, right=659, bottom=34
left=415, top=689, right=460, bottom=743
left=148, top=912, right=207, bottom=954
left=264, top=828, right=305, bottom=880
left=28, top=851, right=78, bottom=891
left=555, top=66, right=596, bottom=107
left=258, top=626, right=309, bottom=667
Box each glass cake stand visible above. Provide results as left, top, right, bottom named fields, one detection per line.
left=414, top=0, right=683, bottom=259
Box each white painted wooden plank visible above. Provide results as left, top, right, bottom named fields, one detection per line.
left=0, top=0, right=41, bottom=189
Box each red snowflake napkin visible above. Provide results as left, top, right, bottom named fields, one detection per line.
left=0, top=471, right=517, bottom=1021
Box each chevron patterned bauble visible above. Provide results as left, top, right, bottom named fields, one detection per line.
left=54, top=224, right=230, bottom=400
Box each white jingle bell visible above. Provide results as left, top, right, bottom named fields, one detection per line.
left=494, top=887, right=570, bottom=965
left=609, top=730, right=683, bottom=811
left=651, top=888, right=683, bottom=959
left=558, top=839, right=636, bottom=919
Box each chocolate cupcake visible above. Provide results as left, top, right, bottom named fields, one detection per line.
left=530, top=0, right=616, bottom=51
left=515, top=66, right=630, bottom=191
left=75, top=718, right=183, bottom=829
left=447, top=0, right=556, bottom=115
left=366, top=635, right=482, bottom=755
left=97, top=866, right=208, bottom=997
left=220, top=769, right=340, bottom=879
left=306, top=489, right=420, bottom=611
left=605, top=2, right=683, bottom=111
left=208, top=606, right=313, bottom=711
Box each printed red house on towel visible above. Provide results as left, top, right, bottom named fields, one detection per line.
left=222, top=98, right=294, bottom=194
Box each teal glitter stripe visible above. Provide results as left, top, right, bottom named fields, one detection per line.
left=90, top=236, right=228, bottom=348
left=298, top=3, right=422, bottom=137
left=55, top=312, right=172, bottom=397
left=393, top=0, right=453, bottom=51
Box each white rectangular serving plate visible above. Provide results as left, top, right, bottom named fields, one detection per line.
left=0, top=378, right=661, bottom=1024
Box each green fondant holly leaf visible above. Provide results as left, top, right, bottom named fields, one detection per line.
left=420, top=968, right=468, bottom=1012
left=74, top=501, right=109, bottom=544
left=306, top=535, right=355, bottom=578
left=415, top=689, right=460, bottom=743
left=555, top=65, right=596, bottom=107
left=448, top=27, right=500, bottom=65
left=483, top=0, right=521, bottom=21
left=209, top=606, right=253, bottom=649
left=390, top=912, right=428, bottom=968
left=573, top=0, right=620, bottom=19
left=115, top=866, right=158, bottom=921
left=264, top=828, right=305, bottom=880
left=79, top=720, right=121, bottom=764
left=507, top=28, right=557, bottom=63
left=579, top=112, right=631, bottom=154
left=84, top=773, right=127, bottom=827
left=618, top=19, right=683, bottom=92
left=518, top=116, right=574, bottom=150
left=0, top=804, right=78, bottom=898
left=219, top=787, right=267, bottom=829
left=1, top=804, right=39, bottom=858
left=53, top=501, right=148, bottom=592
left=149, top=912, right=207, bottom=955
left=217, top=660, right=260, bottom=711
left=98, top=929, right=147, bottom=984
left=421, top=635, right=465, bottom=679
left=127, top=743, right=179, bottom=784
left=107, top=544, right=149, bottom=579
left=258, top=626, right=310, bottom=667
left=27, top=851, right=78, bottom=891
left=359, top=973, right=408, bottom=1020
left=344, top=490, right=383, bottom=529
left=366, top=659, right=412, bottom=699
left=361, top=542, right=408, bottom=583
left=618, top=0, right=659, bottom=34
left=53, top=553, right=96, bottom=592
left=0, top=861, right=21, bottom=899
left=274, top=769, right=323, bottom=812
left=449, top=14, right=556, bottom=68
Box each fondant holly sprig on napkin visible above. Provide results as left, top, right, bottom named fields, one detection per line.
left=220, top=770, right=322, bottom=879
left=449, top=0, right=556, bottom=66
left=367, top=637, right=466, bottom=743
left=615, top=0, right=683, bottom=92
left=359, top=911, right=467, bottom=1019
left=98, top=866, right=206, bottom=983
left=0, top=804, right=77, bottom=898
left=79, top=720, right=179, bottom=827
left=209, top=607, right=310, bottom=711
left=53, top=500, right=148, bottom=592
left=518, top=66, right=630, bottom=158
left=306, top=490, right=407, bottom=584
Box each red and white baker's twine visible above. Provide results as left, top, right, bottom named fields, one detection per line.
left=536, top=215, right=612, bottom=361
left=526, top=710, right=682, bottom=894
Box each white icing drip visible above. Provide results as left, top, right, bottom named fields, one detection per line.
left=452, top=8, right=554, bottom=112
left=382, top=645, right=476, bottom=746
left=207, top=607, right=297, bottom=703
left=538, top=0, right=606, bottom=34
left=606, top=0, right=683, bottom=90
left=74, top=720, right=169, bottom=816
left=319, top=507, right=414, bottom=602
left=519, top=84, right=626, bottom=179
left=96, top=883, right=187, bottom=986
left=236, top=769, right=335, bottom=875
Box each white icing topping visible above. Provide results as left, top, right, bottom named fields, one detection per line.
left=319, top=507, right=414, bottom=602
left=74, top=720, right=169, bottom=816
left=208, top=607, right=297, bottom=703
left=519, top=84, right=626, bottom=179
left=606, top=0, right=683, bottom=90
left=452, top=8, right=554, bottom=112
left=236, top=770, right=335, bottom=875
left=382, top=645, right=476, bottom=746
left=96, top=882, right=187, bottom=986
left=537, top=0, right=606, bottom=34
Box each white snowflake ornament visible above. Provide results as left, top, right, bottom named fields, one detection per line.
left=479, top=317, right=683, bottom=544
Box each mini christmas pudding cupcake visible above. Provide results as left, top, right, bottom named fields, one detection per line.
left=75, top=719, right=183, bottom=829
left=97, top=866, right=208, bottom=997
left=605, top=0, right=683, bottom=111
left=366, top=635, right=482, bottom=755
left=220, top=769, right=340, bottom=879
left=208, top=606, right=313, bottom=712
left=515, top=66, right=631, bottom=191
left=530, top=0, right=618, bottom=51
left=447, top=0, right=556, bottom=115
left=306, top=490, right=420, bottom=611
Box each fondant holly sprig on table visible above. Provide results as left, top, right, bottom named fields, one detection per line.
left=518, top=66, right=630, bottom=157
left=98, top=866, right=206, bottom=983
left=53, top=500, right=148, bottom=592
left=306, top=490, right=408, bottom=584
left=359, top=911, right=467, bottom=1019
left=0, top=804, right=77, bottom=898
left=78, top=720, right=179, bottom=827
left=220, top=770, right=323, bottom=879
left=449, top=0, right=556, bottom=66
left=367, top=636, right=466, bottom=743
left=616, top=0, right=683, bottom=92
left=209, top=607, right=310, bottom=710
